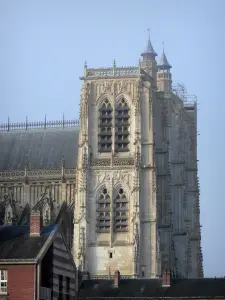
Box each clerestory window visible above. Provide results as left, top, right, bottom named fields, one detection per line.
left=0, top=270, right=7, bottom=295
left=114, top=188, right=128, bottom=232
left=96, top=188, right=111, bottom=233
left=99, top=100, right=113, bottom=152
left=115, top=99, right=130, bottom=152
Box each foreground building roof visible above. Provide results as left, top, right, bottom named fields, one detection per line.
left=0, top=223, right=57, bottom=262
left=78, top=278, right=225, bottom=298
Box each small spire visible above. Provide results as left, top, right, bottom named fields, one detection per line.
left=84, top=61, right=88, bottom=77
left=141, top=29, right=157, bottom=57
left=158, top=43, right=172, bottom=70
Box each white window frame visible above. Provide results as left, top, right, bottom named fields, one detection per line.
left=0, top=270, right=7, bottom=295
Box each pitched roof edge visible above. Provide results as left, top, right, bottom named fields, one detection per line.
left=35, top=225, right=59, bottom=262
left=0, top=259, right=37, bottom=264
left=58, top=228, right=77, bottom=271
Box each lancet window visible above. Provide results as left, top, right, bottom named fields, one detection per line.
left=99, top=99, right=113, bottom=152
left=115, top=98, right=130, bottom=152
left=96, top=188, right=111, bottom=233
left=114, top=188, right=128, bottom=232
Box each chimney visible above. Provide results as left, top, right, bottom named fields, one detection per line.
left=30, top=210, right=41, bottom=236
left=114, top=270, right=120, bottom=288
left=162, top=269, right=171, bottom=287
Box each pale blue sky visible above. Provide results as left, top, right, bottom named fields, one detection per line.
left=0, top=0, right=224, bottom=277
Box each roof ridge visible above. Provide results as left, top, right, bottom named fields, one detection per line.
left=0, top=118, right=79, bottom=132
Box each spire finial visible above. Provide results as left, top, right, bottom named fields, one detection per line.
left=84, top=61, right=88, bottom=77
left=162, top=41, right=164, bottom=52
left=141, top=28, right=157, bottom=57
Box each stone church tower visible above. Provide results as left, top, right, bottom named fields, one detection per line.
left=73, top=36, right=203, bottom=279
left=73, top=59, right=155, bottom=278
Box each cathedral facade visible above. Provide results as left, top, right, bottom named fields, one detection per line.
left=0, top=37, right=203, bottom=279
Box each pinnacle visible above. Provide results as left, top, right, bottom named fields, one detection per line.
left=141, top=30, right=157, bottom=57
left=158, top=50, right=172, bottom=69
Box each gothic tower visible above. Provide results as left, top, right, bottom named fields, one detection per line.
left=73, top=43, right=158, bottom=277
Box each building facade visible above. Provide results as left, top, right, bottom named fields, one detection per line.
left=0, top=36, right=203, bottom=279
left=0, top=212, right=77, bottom=300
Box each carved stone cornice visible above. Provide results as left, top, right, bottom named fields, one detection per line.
left=90, top=157, right=135, bottom=169
left=0, top=168, right=76, bottom=182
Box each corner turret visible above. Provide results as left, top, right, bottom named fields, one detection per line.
left=141, top=29, right=158, bottom=84
left=157, top=44, right=172, bottom=93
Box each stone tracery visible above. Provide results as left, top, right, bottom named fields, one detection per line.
left=114, top=187, right=128, bottom=232
left=98, top=99, right=113, bottom=153
left=115, top=98, right=130, bottom=152
left=96, top=187, right=111, bottom=233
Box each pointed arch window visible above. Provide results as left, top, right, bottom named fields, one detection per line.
left=99, top=99, right=113, bottom=152
left=96, top=188, right=111, bottom=233
left=115, top=98, right=130, bottom=152
left=114, top=188, right=128, bottom=232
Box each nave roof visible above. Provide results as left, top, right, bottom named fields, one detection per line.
left=0, top=121, right=80, bottom=171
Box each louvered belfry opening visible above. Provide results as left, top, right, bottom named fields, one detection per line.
left=98, top=99, right=113, bottom=152
left=115, top=98, right=130, bottom=152
left=96, top=188, right=111, bottom=233
left=114, top=188, right=128, bottom=232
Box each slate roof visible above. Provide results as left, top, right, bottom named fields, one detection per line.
left=0, top=127, right=80, bottom=171
left=141, top=36, right=157, bottom=57
left=0, top=224, right=56, bottom=261
left=158, top=51, right=172, bottom=69
left=78, top=278, right=225, bottom=298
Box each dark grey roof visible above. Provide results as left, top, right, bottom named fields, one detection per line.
left=158, top=51, right=172, bottom=69
left=141, top=36, right=157, bottom=57
left=78, top=278, right=225, bottom=298
left=0, top=127, right=80, bottom=170
left=0, top=224, right=56, bottom=260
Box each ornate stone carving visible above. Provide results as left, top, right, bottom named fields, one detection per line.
left=90, top=157, right=135, bottom=170
left=92, top=170, right=133, bottom=189
left=90, top=158, right=111, bottom=167
left=86, top=66, right=139, bottom=78
left=113, top=158, right=135, bottom=166
left=116, top=81, right=129, bottom=95
left=0, top=168, right=76, bottom=182
left=95, top=82, right=114, bottom=100
left=28, top=169, right=61, bottom=177
left=0, top=171, right=25, bottom=178
left=113, top=171, right=132, bottom=189
left=103, top=81, right=113, bottom=94
left=94, top=171, right=111, bottom=185
left=65, top=168, right=76, bottom=175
